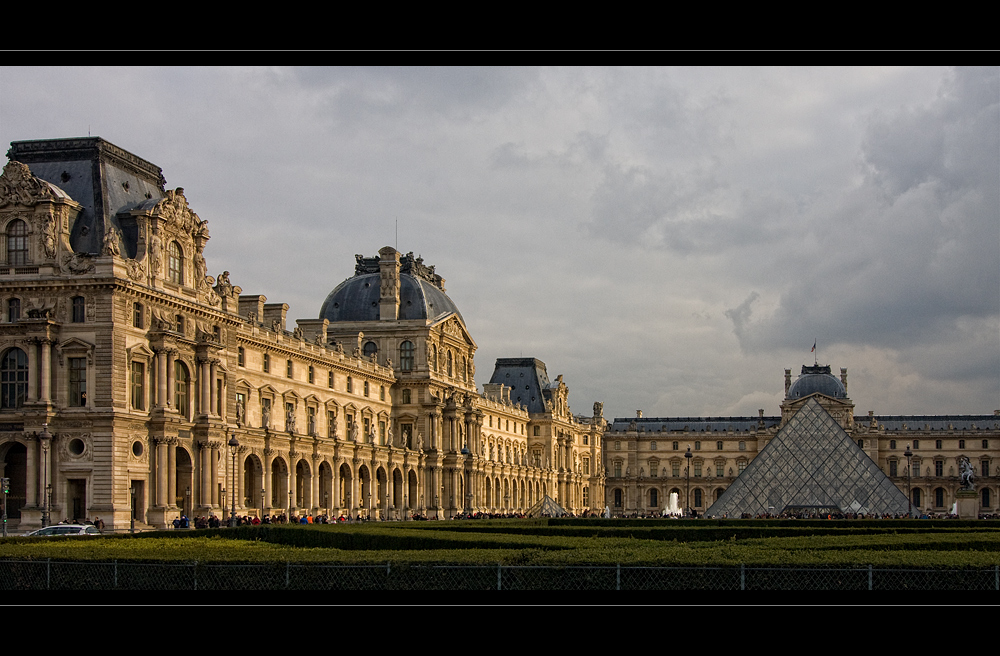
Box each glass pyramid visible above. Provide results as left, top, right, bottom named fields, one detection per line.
left=705, top=397, right=909, bottom=517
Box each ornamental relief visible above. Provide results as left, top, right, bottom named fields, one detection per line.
left=0, top=161, right=55, bottom=207
left=60, top=432, right=92, bottom=461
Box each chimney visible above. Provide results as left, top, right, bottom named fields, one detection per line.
left=784, top=369, right=792, bottom=395
left=378, top=246, right=401, bottom=321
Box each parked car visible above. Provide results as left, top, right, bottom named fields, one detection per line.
left=24, top=524, right=102, bottom=537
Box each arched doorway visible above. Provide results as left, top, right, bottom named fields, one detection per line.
left=243, top=454, right=263, bottom=516
left=295, top=459, right=311, bottom=510
left=175, top=446, right=193, bottom=516
left=375, top=466, right=387, bottom=519
left=0, top=441, right=27, bottom=521
left=339, top=463, right=353, bottom=511
left=270, top=457, right=288, bottom=512
left=392, top=467, right=403, bottom=513
left=318, top=461, right=333, bottom=513
left=358, top=465, right=371, bottom=518
left=407, top=469, right=417, bottom=513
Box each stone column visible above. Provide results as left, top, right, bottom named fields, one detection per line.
left=288, top=449, right=298, bottom=514
left=167, top=439, right=177, bottom=508
left=155, top=438, right=168, bottom=507
left=210, top=360, right=219, bottom=417
left=311, top=455, right=320, bottom=512
left=262, top=449, right=273, bottom=515
left=39, top=339, right=52, bottom=404
left=166, top=351, right=175, bottom=409
left=199, top=442, right=211, bottom=508
left=155, top=349, right=167, bottom=409
left=199, top=358, right=211, bottom=417
left=210, top=442, right=220, bottom=508
left=26, top=341, right=38, bottom=403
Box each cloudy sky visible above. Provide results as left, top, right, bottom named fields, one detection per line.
left=2, top=66, right=997, bottom=419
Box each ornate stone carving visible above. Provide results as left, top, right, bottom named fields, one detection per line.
left=102, top=223, right=121, bottom=256
left=125, top=259, right=146, bottom=281
left=61, top=252, right=95, bottom=275
left=0, top=161, right=55, bottom=207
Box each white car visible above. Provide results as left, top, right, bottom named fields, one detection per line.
left=24, top=524, right=102, bottom=537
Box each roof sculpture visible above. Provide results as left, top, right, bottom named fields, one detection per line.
left=705, top=398, right=910, bottom=517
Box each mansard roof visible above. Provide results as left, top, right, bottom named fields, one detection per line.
left=608, top=416, right=781, bottom=433
left=488, top=357, right=552, bottom=414
left=7, top=137, right=167, bottom=256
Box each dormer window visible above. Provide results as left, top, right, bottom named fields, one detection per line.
left=168, top=242, right=183, bottom=284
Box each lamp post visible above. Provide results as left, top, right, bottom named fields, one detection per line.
left=39, top=424, right=51, bottom=528
left=185, top=486, right=191, bottom=523
left=261, top=486, right=266, bottom=521
left=904, top=443, right=913, bottom=519
left=228, top=434, right=239, bottom=527
left=684, top=445, right=692, bottom=519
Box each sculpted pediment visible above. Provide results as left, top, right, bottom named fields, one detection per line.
left=432, top=314, right=477, bottom=347
left=0, top=161, right=57, bottom=207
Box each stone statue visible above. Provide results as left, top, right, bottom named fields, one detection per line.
left=416, top=432, right=423, bottom=450
left=148, top=232, right=162, bottom=274
left=285, top=406, right=295, bottom=433
left=387, top=425, right=394, bottom=446
left=102, top=224, right=120, bottom=256
left=261, top=402, right=270, bottom=429
left=235, top=398, right=244, bottom=427
left=215, top=271, right=233, bottom=296
left=593, top=401, right=603, bottom=417
left=293, top=326, right=304, bottom=340
left=350, top=422, right=359, bottom=442
left=41, top=216, right=56, bottom=259
left=369, top=423, right=377, bottom=444
left=959, top=455, right=975, bottom=490
left=402, top=428, right=409, bottom=449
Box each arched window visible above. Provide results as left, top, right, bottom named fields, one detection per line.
left=446, top=350, right=453, bottom=376
left=430, top=345, right=437, bottom=372
left=614, top=488, right=622, bottom=507
left=175, top=361, right=190, bottom=420
left=399, top=341, right=414, bottom=372
left=0, top=348, right=28, bottom=409
left=649, top=488, right=658, bottom=507
left=462, top=355, right=467, bottom=381
left=168, top=242, right=183, bottom=284
left=982, top=488, right=991, bottom=508
left=363, top=341, right=378, bottom=358
left=6, top=219, right=28, bottom=266
left=934, top=487, right=945, bottom=508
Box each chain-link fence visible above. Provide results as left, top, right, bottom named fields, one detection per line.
left=0, top=561, right=997, bottom=590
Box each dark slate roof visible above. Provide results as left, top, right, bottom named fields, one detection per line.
left=787, top=364, right=847, bottom=400
left=318, top=272, right=464, bottom=323
left=8, top=137, right=166, bottom=257
left=488, top=358, right=551, bottom=414
left=609, top=417, right=781, bottom=432
left=870, top=416, right=1000, bottom=431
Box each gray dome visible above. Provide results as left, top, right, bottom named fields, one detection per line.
left=787, top=364, right=847, bottom=400
left=319, top=272, right=464, bottom=323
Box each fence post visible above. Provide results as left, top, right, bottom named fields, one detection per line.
left=868, top=565, right=872, bottom=591
left=616, top=563, right=620, bottom=591
left=741, top=563, right=745, bottom=591
left=497, top=562, right=502, bottom=590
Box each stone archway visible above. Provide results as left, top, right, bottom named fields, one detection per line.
left=339, top=462, right=353, bottom=512
left=270, top=456, right=288, bottom=512
left=318, top=461, right=333, bottom=513
left=407, top=468, right=418, bottom=514
left=375, top=466, right=387, bottom=519
left=358, top=465, right=371, bottom=518
left=175, top=446, right=194, bottom=517
left=295, top=459, right=311, bottom=510
left=243, top=454, right=263, bottom=516
left=392, top=467, right=403, bottom=515
left=0, top=441, right=27, bottom=522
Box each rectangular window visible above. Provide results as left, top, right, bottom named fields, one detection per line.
left=308, top=366, right=314, bottom=384
left=913, top=440, right=920, bottom=449
left=364, top=381, right=369, bottom=397
left=8, top=298, right=20, bottom=323
left=913, top=463, right=921, bottom=477
left=613, top=462, right=621, bottom=478
left=533, top=426, right=540, bottom=436
left=263, top=354, right=270, bottom=373
left=694, top=464, right=702, bottom=478
left=672, top=463, right=680, bottom=477
left=615, top=441, right=620, bottom=451
left=582, top=487, right=589, bottom=506
left=129, top=361, right=145, bottom=410
left=935, top=461, right=943, bottom=476
left=237, top=347, right=245, bottom=367
left=216, top=379, right=223, bottom=416
left=935, top=440, right=942, bottom=449
left=133, top=303, right=144, bottom=329
left=69, top=357, right=87, bottom=407
left=738, top=461, right=746, bottom=474
left=363, top=417, right=371, bottom=442
left=286, top=360, right=293, bottom=379
left=379, top=421, right=386, bottom=444
left=583, top=435, right=588, bottom=445
left=958, top=439, right=965, bottom=449
left=347, top=377, right=352, bottom=393
left=583, top=458, right=590, bottom=475
left=71, top=297, right=85, bottom=323
left=982, top=460, right=990, bottom=477
left=307, top=407, right=316, bottom=435
left=889, top=461, right=898, bottom=477
left=716, top=463, right=724, bottom=477
left=328, top=371, right=334, bottom=389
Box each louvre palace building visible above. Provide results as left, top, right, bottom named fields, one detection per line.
left=0, top=137, right=996, bottom=531
left=0, top=137, right=605, bottom=530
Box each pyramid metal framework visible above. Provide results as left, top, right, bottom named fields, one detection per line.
left=526, top=495, right=567, bottom=517
left=705, top=398, right=910, bottom=517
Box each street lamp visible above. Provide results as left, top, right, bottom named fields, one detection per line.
left=261, top=486, right=266, bottom=521
left=904, top=443, right=913, bottom=519
left=185, top=486, right=191, bottom=523
left=39, top=424, right=51, bottom=528
left=684, top=445, right=692, bottom=519
left=228, top=433, right=239, bottom=527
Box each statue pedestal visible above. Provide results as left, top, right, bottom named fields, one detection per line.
left=956, top=489, right=979, bottom=519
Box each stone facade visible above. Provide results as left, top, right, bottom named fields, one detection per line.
left=603, top=365, right=1000, bottom=517
left=0, top=138, right=603, bottom=530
